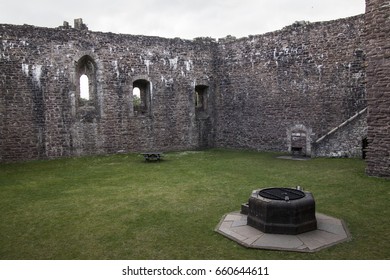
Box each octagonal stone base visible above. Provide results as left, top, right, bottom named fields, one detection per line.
left=215, top=211, right=351, bottom=253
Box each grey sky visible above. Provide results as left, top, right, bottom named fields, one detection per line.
left=1, top=0, right=365, bottom=39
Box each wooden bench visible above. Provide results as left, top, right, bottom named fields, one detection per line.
left=141, top=152, right=163, bottom=161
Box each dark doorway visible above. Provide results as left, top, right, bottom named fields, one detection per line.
left=291, top=131, right=307, bottom=157
left=362, top=137, right=368, bottom=159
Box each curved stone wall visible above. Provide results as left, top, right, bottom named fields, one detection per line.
left=0, top=14, right=372, bottom=166
left=365, top=0, right=390, bottom=178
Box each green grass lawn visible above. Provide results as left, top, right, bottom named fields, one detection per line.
left=0, top=149, right=389, bottom=260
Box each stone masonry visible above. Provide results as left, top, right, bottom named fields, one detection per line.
left=365, top=0, right=390, bottom=178
left=0, top=22, right=217, bottom=161
left=215, top=16, right=366, bottom=156
left=0, top=2, right=389, bottom=177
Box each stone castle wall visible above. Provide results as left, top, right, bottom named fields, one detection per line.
left=214, top=16, right=366, bottom=155
left=0, top=14, right=370, bottom=165
left=365, top=0, right=390, bottom=178
left=312, top=109, right=367, bottom=158
left=0, top=24, right=217, bottom=161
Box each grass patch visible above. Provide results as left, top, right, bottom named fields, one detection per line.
left=0, top=149, right=389, bottom=259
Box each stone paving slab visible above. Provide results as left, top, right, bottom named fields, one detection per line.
left=215, top=211, right=351, bottom=253
left=276, top=156, right=311, bottom=161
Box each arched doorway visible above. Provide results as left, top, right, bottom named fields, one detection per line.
left=287, top=124, right=312, bottom=157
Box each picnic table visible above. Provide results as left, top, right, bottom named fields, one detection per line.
left=141, top=152, right=163, bottom=161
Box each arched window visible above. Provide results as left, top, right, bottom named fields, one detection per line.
left=133, top=80, right=150, bottom=116
left=76, top=55, right=98, bottom=122
left=133, top=87, right=141, bottom=106
left=80, top=74, right=90, bottom=100
left=76, top=55, right=97, bottom=103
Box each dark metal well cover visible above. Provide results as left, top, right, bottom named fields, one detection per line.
left=258, top=187, right=305, bottom=201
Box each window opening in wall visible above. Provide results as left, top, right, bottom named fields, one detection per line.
left=195, top=92, right=203, bottom=108
left=195, top=85, right=208, bottom=112
left=133, top=87, right=141, bottom=107
left=80, top=74, right=90, bottom=100
left=76, top=55, right=98, bottom=122
left=132, top=80, right=150, bottom=115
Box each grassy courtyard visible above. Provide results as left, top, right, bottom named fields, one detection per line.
left=0, top=149, right=389, bottom=260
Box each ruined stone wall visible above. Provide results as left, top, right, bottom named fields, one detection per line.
left=365, top=0, right=390, bottom=177
left=312, top=109, right=367, bottom=158
left=0, top=14, right=368, bottom=162
left=0, top=24, right=217, bottom=161
left=214, top=15, right=366, bottom=155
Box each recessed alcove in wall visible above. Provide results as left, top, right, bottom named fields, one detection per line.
left=195, top=85, right=208, bottom=114
left=287, top=125, right=312, bottom=157
left=194, top=84, right=211, bottom=148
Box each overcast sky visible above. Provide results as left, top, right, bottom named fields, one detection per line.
left=1, top=0, right=365, bottom=39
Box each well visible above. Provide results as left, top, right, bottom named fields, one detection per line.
left=244, top=187, right=317, bottom=235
